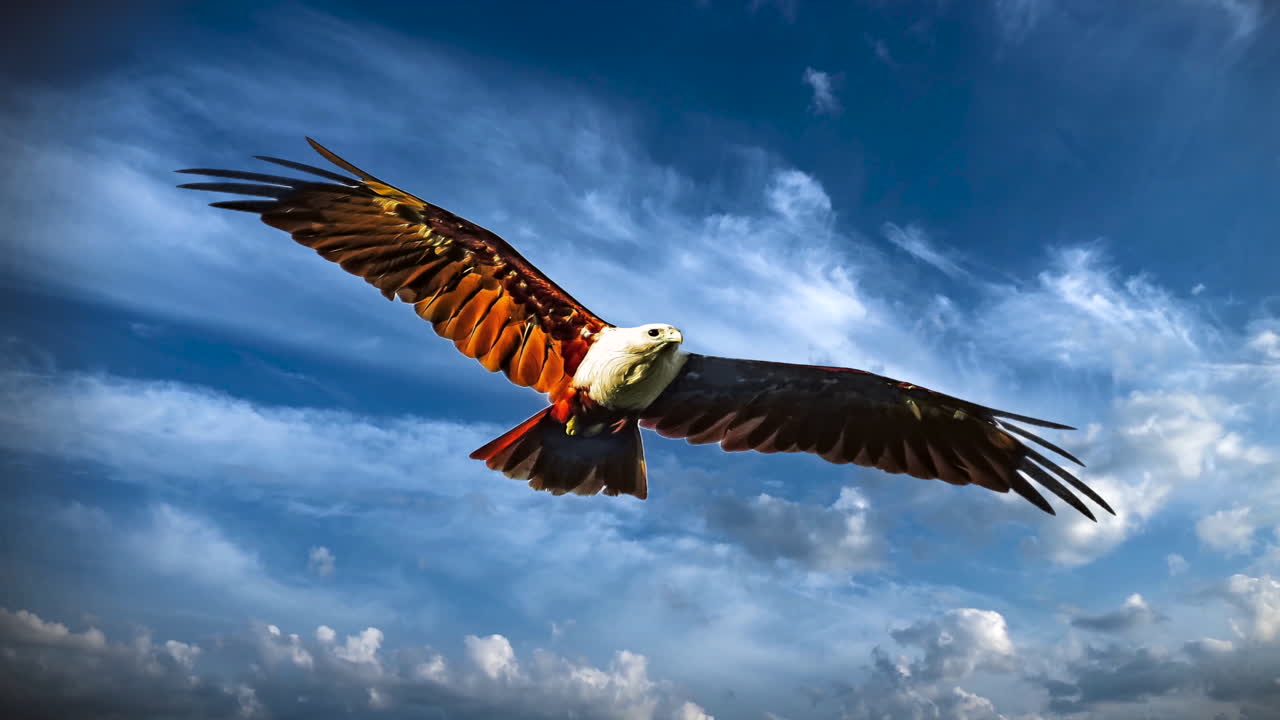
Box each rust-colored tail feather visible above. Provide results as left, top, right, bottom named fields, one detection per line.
left=470, top=408, right=648, bottom=499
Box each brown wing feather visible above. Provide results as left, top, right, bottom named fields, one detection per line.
left=179, top=138, right=609, bottom=396
left=639, top=354, right=1114, bottom=520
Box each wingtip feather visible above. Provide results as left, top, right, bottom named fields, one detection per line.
left=998, top=420, right=1086, bottom=467
left=1019, top=461, right=1096, bottom=521
left=1020, top=446, right=1112, bottom=516
left=252, top=154, right=355, bottom=184
left=996, top=411, right=1075, bottom=431
left=304, top=137, right=378, bottom=182
left=207, top=199, right=278, bottom=213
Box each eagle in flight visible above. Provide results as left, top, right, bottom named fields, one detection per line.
left=179, top=139, right=1113, bottom=521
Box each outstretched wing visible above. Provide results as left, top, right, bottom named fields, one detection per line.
left=178, top=138, right=608, bottom=397
left=639, top=354, right=1112, bottom=520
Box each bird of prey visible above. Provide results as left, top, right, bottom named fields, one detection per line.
left=179, top=139, right=1113, bottom=521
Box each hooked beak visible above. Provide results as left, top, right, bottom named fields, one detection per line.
left=667, top=327, right=684, bottom=344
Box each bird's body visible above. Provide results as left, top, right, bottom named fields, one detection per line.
left=179, top=138, right=1115, bottom=520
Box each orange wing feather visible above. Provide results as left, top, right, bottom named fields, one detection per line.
left=178, top=138, right=609, bottom=397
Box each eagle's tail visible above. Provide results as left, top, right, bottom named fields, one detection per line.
left=469, top=407, right=648, bottom=499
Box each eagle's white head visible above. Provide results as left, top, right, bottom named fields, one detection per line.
left=573, top=323, right=686, bottom=410
left=605, top=323, right=684, bottom=354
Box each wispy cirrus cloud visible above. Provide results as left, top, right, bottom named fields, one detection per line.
left=1194, top=0, right=1265, bottom=40
left=880, top=222, right=970, bottom=279
left=977, top=246, right=1207, bottom=379
left=0, top=363, right=497, bottom=505
left=991, top=0, right=1051, bottom=43
left=801, top=67, right=841, bottom=116
left=749, top=0, right=799, bottom=23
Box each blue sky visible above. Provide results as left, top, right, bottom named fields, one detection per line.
left=1, top=1, right=1278, bottom=718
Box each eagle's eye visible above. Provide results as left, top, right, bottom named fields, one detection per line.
left=647, top=328, right=661, bottom=338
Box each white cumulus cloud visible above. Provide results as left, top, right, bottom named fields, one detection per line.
left=308, top=546, right=336, bottom=578
left=1198, top=507, right=1258, bottom=555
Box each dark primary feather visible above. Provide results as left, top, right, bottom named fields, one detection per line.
left=640, top=354, right=1112, bottom=520
left=177, top=138, right=609, bottom=397
left=253, top=155, right=356, bottom=184
left=176, top=182, right=292, bottom=198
